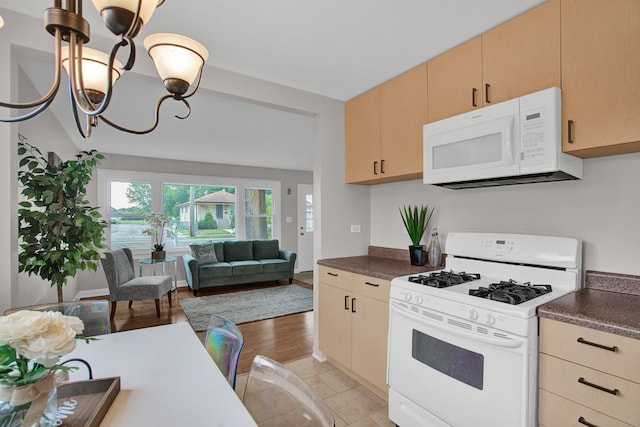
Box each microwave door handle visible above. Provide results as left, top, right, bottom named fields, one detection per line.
left=504, top=117, right=515, bottom=163
left=390, top=301, right=524, bottom=349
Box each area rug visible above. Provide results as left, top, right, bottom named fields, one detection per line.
left=179, top=284, right=313, bottom=331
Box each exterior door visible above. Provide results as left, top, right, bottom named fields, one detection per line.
left=297, top=184, right=313, bottom=272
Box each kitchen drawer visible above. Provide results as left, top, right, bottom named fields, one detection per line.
left=539, top=353, right=640, bottom=426
left=352, top=273, right=390, bottom=302
left=539, top=388, right=632, bottom=427
left=318, top=266, right=352, bottom=291
left=540, top=317, right=640, bottom=382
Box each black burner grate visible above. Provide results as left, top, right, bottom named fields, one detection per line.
left=469, top=279, right=552, bottom=305
left=408, top=271, right=481, bottom=288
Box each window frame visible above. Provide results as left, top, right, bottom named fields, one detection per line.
left=97, top=169, right=281, bottom=257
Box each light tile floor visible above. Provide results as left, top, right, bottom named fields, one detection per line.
left=235, top=356, right=396, bottom=427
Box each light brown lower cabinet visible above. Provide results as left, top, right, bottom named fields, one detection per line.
left=318, top=266, right=390, bottom=398
left=538, top=317, right=640, bottom=426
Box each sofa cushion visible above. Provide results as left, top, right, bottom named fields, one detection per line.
left=258, top=259, right=291, bottom=273
left=190, top=241, right=218, bottom=265
left=199, top=262, right=233, bottom=279
left=224, top=240, right=253, bottom=262
left=229, top=260, right=262, bottom=275
left=253, top=240, right=280, bottom=260
left=213, top=242, right=225, bottom=262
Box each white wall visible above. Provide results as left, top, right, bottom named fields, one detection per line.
left=371, top=152, right=640, bottom=276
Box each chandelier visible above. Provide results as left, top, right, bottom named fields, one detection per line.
left=0, top=0, right=209, bottom=137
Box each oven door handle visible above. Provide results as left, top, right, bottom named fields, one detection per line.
left=390, top=301, right=524, bottom=349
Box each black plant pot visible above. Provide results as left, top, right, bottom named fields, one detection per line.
left=409, top=245, right=426, bottom=266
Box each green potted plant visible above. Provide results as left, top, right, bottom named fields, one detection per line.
left=399, top=204, right=434, bottom=266
left=17, top=136, right=107, bottom=303
left=142, top=212, right=174, bottom=260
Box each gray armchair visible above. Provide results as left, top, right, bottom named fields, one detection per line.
left=101, top=248, right=173, bottom=320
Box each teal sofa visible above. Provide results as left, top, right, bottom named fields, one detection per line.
left=182, top=239, right=297, bottom=296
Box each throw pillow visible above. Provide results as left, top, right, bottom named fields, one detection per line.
left=190, top=242, right=218, bottom=265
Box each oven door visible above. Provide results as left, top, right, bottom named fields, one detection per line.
left=387, top=301, right=535, bottom=427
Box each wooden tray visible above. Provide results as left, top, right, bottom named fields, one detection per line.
left=56, top=377, right=121, bottom=427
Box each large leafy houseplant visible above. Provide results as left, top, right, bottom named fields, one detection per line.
left=17, top=136, right=107, bottom=303
left=399, top=204, right=434, bottom=266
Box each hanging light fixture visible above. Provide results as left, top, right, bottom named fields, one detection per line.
left=0, top=0, right=209, bottom=137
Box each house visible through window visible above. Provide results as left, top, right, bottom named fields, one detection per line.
left=99, top=170, right=280, bottom=252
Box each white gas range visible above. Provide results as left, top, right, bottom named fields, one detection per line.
left=387, top=232, right=582, bottom=427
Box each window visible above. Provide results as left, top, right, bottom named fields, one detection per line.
left=245, top=188, right=273, bottom=239
left=98, top=170, right=280, bottom=253
left=109, top=181, right=152, bottom=250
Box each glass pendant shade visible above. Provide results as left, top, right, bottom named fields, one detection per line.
left=61, top=46, right=123, bottom=102
left=92, top=0, right=164, bottom=36
left=144, top=33, right=209, bottom=95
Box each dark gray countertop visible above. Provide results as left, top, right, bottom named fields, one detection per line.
left=538, top=270, right=640, bottom=340
left=317, top=246, right=443, bottom=281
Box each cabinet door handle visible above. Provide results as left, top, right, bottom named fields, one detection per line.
left=578, top=377, right=619, bottom=396
left=351, top=297, right=356, bottom=313
left=380, top=159, right=385, bottom=174
left=484, top=83, right=491, bottom=104
left=472, top=87, right=477, bottom=107
left=373, top=161, right=378, bottom=175
left=578, top=417, right=599, bottom=427
left=577, top=337, right=618, bottom=352
left=364, top=281, right=380, bottom=287
left=344, top=295, right=349, bottom=310
left=568, top=119, right=575, bottom=144
left=327, top=272, right=338, bottom=277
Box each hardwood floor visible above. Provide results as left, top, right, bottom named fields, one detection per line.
left=85, top=280, right=314, bottom=375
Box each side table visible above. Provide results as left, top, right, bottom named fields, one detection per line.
left=139, top=256, right=178, bottom=291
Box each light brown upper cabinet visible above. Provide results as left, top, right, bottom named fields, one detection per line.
left=427, top=0, right=560, bottom=123
left=561, top=0, right=640, bottom=158
left=345, top=64, right=427, bottom=184
left=345, top=87, right=381, bottom=183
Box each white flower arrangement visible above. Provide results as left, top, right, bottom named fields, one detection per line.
left=141, top=212, right=175, bottom=251
left=0, top=310, right=85, bottom=387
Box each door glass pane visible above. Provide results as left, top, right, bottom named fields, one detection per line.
left=109, top=181, right=152, bottom=249
left=305, top=193, right=313, bottom=232
left=164, top=184, right=236, bottom=245
left=245, top=188, right=273, bottom=239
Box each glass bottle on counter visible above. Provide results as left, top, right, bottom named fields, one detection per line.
left=428, top=228, right=442, bottom=268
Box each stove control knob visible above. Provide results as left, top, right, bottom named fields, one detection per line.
left=469, top=309, right=479, bottom=320
left=485, top=313, right=496, bottom=325
left=415, top=296, right=424, bottom=305
left=404, top=292, right=412, bottom=302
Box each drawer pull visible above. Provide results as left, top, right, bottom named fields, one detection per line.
left=578, top=417, right=598, bottom=427
left=577, top=337, right=618, bottom=352
left=327, top=272, right=338, bottom=277
left=578, top=377, right=619, bottom=396
left=364, top=281, right=380, bottom=287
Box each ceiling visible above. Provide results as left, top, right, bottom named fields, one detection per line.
left=0, top=0, right=545, bottom=171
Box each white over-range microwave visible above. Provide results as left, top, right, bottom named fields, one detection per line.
left=423, top=87, right=583, bottom=189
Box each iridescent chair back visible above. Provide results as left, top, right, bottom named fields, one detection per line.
left=204, top=314, right=244, bottom=389
left=3, top=300, right=111, bottom=337
left=242, top=355, right=335, bottom=427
